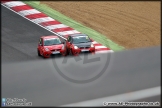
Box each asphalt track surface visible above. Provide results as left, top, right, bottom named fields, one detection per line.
left=1, top=6, right=161, bottom=106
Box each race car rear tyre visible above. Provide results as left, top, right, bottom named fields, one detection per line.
left=37, top=50, right=41, bottom=56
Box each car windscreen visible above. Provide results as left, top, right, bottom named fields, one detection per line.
left=44, top=38, right=61, bottom=46
left=72, top=36, right=91, bottom=44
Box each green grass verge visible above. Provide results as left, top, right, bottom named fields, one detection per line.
left=23, top=1, right=125, bottom=51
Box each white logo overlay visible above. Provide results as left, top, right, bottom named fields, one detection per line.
left=52, top=50, right=113, bottom=84
left=2, top=98, right=32, bottom=106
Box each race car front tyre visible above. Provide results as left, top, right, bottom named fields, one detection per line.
left=69, top=49, right=73, bottom=56
left=66, top=47, right=69, bottom=55
left=38, top=50, right=41, bottom=56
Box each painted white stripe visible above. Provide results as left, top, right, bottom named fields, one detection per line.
left=3, top=1, right=25, bottom=7
left=1, top=4, right=67, bottom=40
left=62, top=86, right=161, bottom=106
left=18, top=9, right=41, bottom=16
left=95, top=46, right=107, bottom=49
left=92, top=41, right=98, bottom=44
left=96, top=50, right=114, bottom=54
left=57, top=30, right=81, bottom=35
left=31, top=17, right=55, bottom=24
left=45, top=24, right=69, bottom=30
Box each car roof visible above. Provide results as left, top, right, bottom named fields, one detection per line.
left=70, top=33, right=88, bottom=37
left=41, top=35, right=59, bottom=39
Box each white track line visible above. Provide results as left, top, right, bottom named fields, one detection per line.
left=62, top=86, right=161, bottom=106
left=45, top=24, right=69, bottom=30
left=1, top=3, right=67, bottom=40
left=57, top=30, right=81, bottom=35
left=92, top=41, right=98, bottom=44
left=3, top=1, right=26, bottom=7
left=95, top=46, right=107, bottom=49
left=31, top=17, right=55, bottom=24
left=18, top=9, right=41, bottom=16
left=96, top=50, right=114, bottom=54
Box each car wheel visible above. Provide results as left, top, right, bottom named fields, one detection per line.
left=43, top=55, right=46, bottom=59
left=62, top=50, right=67, bottom=56
left=64, top=47, right=69, bottom=56
left=37, top=50, right=41, bottom=56
left=69, top=49, right=73, bottom=56
left=66, top=47, right=69, bottom=55
left=43, top=53, right=50, bottom=59
left=91, top=52, right=95, bottom=55
left=73, top=51, right=79, bottom=56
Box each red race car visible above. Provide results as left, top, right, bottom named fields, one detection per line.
left=64, top=34, right=95, bottom=56
left=37, top=35, right=66, bottom=58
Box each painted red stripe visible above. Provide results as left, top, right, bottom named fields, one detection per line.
left=11, top=5, right=33, bottom=12
left=1, top=0, right=12, bottom=3
left=25, top=13, right=48, bottom=19
left=94, top=43, right=103, bottom=46
left=52, top=27, right=74, bottom=32
left=95, top=48, right=110, bottom=51
left=40, top=21, right=61, bottom=26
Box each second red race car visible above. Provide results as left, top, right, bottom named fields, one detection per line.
left=37, top=35, right=66, bottom=58
left=64, top=34, right=95, bottom=56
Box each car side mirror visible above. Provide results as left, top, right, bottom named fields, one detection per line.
left=62, top=42, right=65, bottom=44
